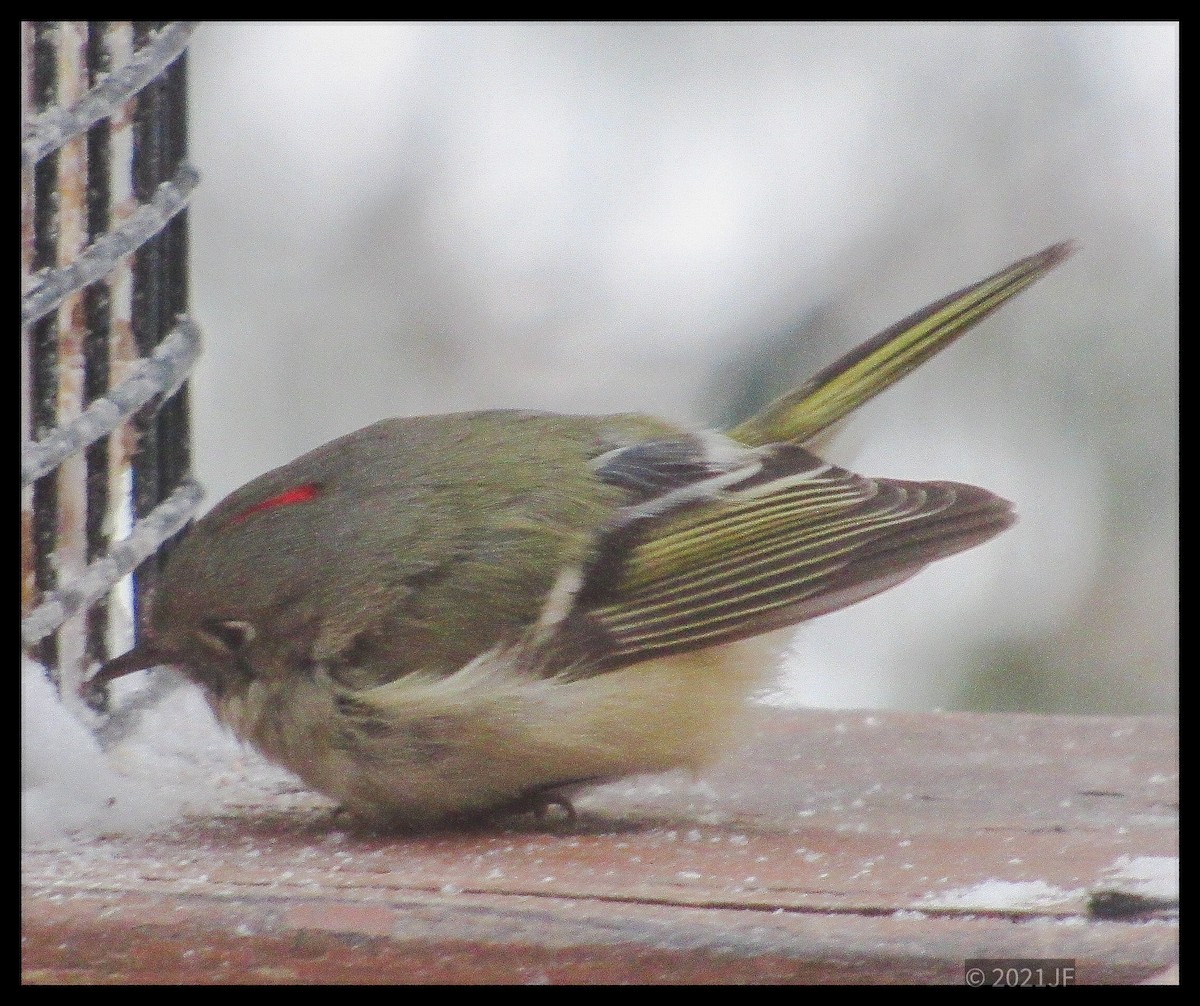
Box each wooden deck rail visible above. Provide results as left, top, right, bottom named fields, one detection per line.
left=22, top=708, right=1177, bottom=984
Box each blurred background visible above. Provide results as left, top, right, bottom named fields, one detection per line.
left=187, top=22, right=1176, bottom=715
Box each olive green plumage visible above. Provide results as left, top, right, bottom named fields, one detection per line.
left=157, top=410, right=678, bottom=690
left=95, top=242, right=1073, bottom=828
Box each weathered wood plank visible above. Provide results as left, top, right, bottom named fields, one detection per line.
left=22, top=708, right=1178, bottom=984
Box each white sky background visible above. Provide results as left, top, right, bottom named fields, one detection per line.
left=23, top=21, right=1177, bottom=846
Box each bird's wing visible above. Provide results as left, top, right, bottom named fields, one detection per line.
left=541, top=439, right=1013, bottom=674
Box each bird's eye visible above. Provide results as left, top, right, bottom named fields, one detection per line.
left=196, top=618, right=257, bottom=654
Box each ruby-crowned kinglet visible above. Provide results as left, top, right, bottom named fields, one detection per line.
left=92, top=242, right=1073, bottom=828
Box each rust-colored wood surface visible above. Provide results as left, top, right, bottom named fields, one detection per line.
left=22, top=709, right=1177, bottom=984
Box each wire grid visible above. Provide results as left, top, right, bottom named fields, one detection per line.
left=21, top=21, right=204, bottom=711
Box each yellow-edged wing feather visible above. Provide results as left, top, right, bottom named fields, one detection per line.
left=557, top=243, right=1072, bottom=672
left=574, top=446, right=1013, bottom=669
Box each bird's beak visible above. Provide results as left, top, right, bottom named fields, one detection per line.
left=88, top=641, right=177, bottom=686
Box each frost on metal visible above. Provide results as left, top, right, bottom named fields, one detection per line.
left=22, top=163, right=200, bottom=327
left=22, top=317, right=201, bottom=486
left=22, top=479, right=204, bottom=648
left=21, top=21, right=199, bottom=168
left=21, top=21, right=202, bottom=706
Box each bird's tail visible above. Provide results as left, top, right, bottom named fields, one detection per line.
left=728, top=241, right=1076, bottom=448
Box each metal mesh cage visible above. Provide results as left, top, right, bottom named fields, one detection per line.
left=21, top=21, right=204, bottom=711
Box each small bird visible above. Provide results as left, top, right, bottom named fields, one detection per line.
left=93, top=242, right=1073, bottom=828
